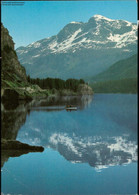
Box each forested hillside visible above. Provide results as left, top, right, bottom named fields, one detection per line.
left=89, top=54, right=137, bottom=82
left=91, top=78, right=137, bottom=94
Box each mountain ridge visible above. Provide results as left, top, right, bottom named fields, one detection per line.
left=16, top=14, right=137, bottom=79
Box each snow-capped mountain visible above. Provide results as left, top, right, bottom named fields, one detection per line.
left=16, top=15, right=137, bottom=79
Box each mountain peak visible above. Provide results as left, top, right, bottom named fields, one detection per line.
left=70, top=21, right=82, bottom=24
left=93, top=14, right=114, bottom=21
left=16, top=15, right=137, bottom=79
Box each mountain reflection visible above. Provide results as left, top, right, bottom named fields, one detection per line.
left=1, top=95, right=93, bottom=167
left=1, top=94, right=137, bottom=170
left=18, top=130, right=137, bottom=170
left=49, top=133, right=137, bottom=170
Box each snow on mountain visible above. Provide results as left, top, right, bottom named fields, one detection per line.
left=49, top=28, right=82, bottom=53
left=93, top=14, right=114, bottom=21
left=49, top=133, right=137, bottom=170
left=16, top=15, right=137, bottom=79
left=18, top=15, right=137, bottom=54
left=70, top=21, right=82, bottom=24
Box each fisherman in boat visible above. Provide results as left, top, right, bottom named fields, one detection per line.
left=66, top=105, right=77, bottom=110
left=66, top=105, right=72, bottom=108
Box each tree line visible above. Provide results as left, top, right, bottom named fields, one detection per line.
left=91, top=78, right=137, bottom=94
left=27, top=76, right=85, bottom=91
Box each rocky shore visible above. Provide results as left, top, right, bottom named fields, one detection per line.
left=2, top=139, right=44, bottom=152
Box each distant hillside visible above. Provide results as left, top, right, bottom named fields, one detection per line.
left=88, top=54, right=137, bottom=82
left=90, top=78, right=137, bottom=94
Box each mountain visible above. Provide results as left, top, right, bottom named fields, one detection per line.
left=15, top=96, right=137, bottom=170
left=90, top=78, right=137, bottom=94
left=1, top=23, right=27, bottom=83
left=89, top=54, right=137, bottom=82
left=88, top=54, right=137, bottom=94
left=16, top=15, right=137, bottom=79
left=1, top=24, right=49, bottom=100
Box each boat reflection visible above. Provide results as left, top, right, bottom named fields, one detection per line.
left=1, top=95, right=93, bottom=167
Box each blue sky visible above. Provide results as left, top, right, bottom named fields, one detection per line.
left=2, top=1, right=137, bottom=48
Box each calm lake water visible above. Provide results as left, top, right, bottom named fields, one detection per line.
left=1, top=94, right=137, bottom=195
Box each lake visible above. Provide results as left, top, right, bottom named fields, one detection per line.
left=1, top=94, right=137, bottom=195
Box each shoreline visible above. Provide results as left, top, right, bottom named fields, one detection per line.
left=1, top=139, right=44, bottom=152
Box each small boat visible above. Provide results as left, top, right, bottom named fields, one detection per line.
left=65, top=105, right=77, bottom=111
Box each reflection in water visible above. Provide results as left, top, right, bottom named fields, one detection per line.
left=49, top=133, right=137, bottom=170
left=1, top=94, right=137, bottom=170
left=2, top=95, right=92, bottom=139
left=1, top=94, right=137, bottom=195
left=1, top=149, right=38, bottom=168
left=1, top=95, right=93, bottom=167
left=29, top=95, right=93, bottom=110
left=1, top=100, right=29, bottom=167
left=1, top=102, right=29, bottom=140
